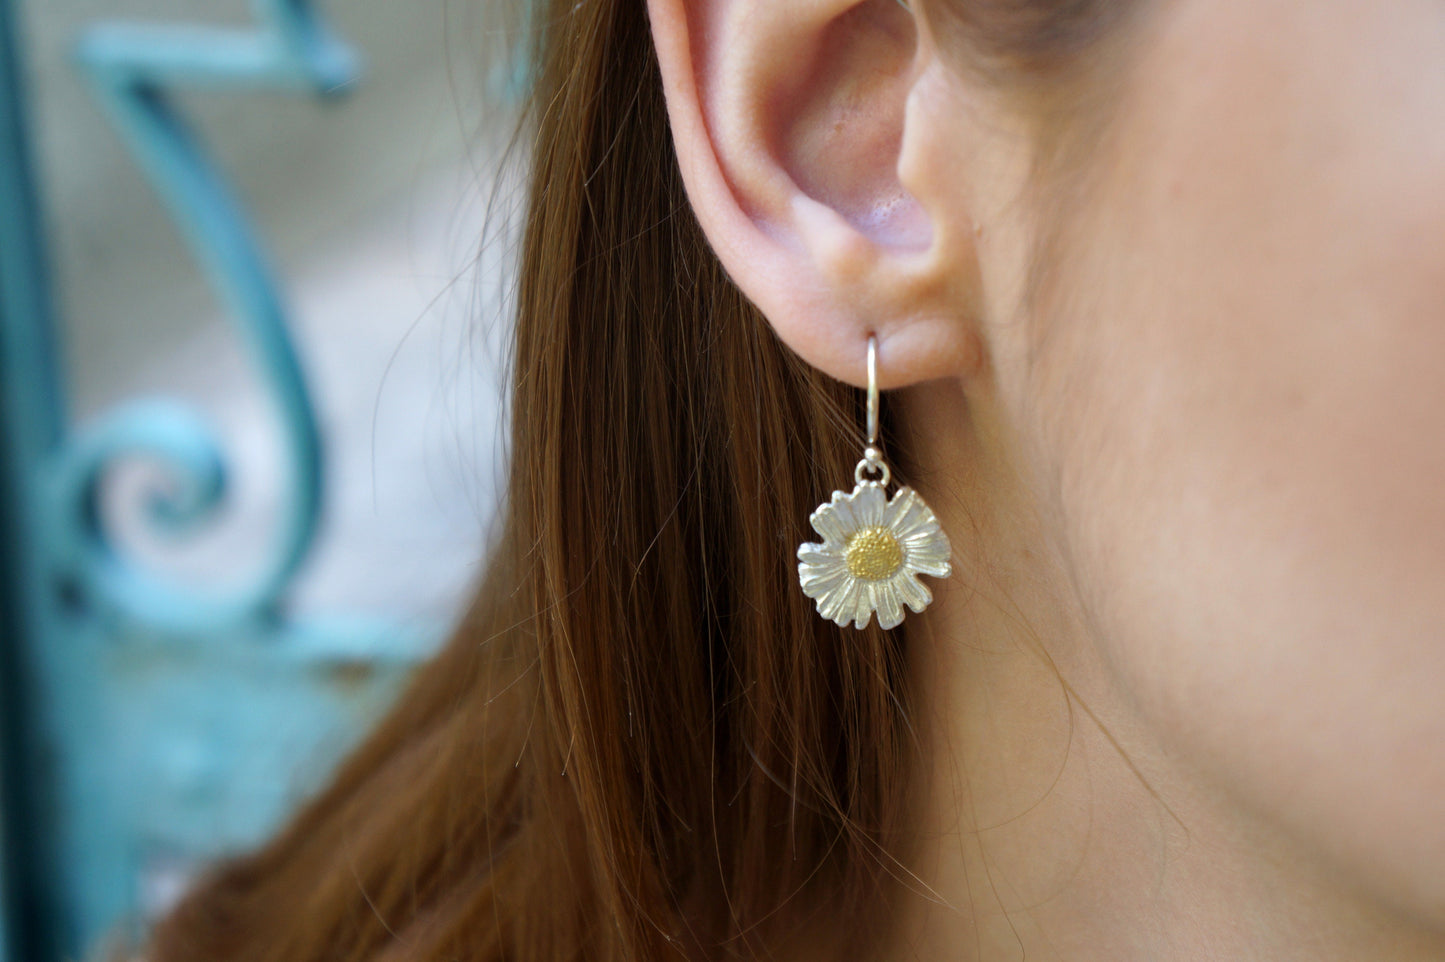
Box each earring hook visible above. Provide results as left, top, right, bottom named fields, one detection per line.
left=856, top=334, right=890, bottom=487
left=866, top=334, right=879, bottom=446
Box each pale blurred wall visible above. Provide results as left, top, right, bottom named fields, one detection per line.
left=29, top=0, right=494, bottom=393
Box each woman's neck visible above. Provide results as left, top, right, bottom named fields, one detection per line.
left=874, top=378, right=1445, bottom=962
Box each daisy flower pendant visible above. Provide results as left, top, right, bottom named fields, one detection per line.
left=797, top=480, right=952, bottom=630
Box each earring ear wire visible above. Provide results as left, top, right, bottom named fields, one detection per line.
left=796, top=335, right=952, bottom=630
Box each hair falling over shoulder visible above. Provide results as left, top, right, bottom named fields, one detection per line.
left=144, top=1, right=922, bottom=959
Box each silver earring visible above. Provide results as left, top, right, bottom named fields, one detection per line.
left=797, top=335, right=952, bottom=630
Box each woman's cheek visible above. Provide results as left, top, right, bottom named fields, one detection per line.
left=1029, top=0, right=1445, bottom=922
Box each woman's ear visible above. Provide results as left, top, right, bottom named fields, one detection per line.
left=646, top=0, right=984, bottom=387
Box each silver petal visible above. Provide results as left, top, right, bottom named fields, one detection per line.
left=876, top=582, right=904, bottom=630
left=891, top=489, right=943, bottom=540
left=904, top=536, right=952, bottom=578
left=882, top=487, right=917, bottom=528
left=797, top=542, right=843, bottom=567
left=829, top=488, right=863, bottom=534
left=808, top=500, right=851, bottom=544
left=850, top=583, right=874, bottom=629
left=895, top=574, right=932, bottom=613
left=910, top=557, right=951, bottom=579
left=816, top=577, right=849, bottom=623
left=852, top=483, right=887, bottom=527
left=799, top=563, right=850, bottom=599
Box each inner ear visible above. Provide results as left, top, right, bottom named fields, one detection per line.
left=773, top=0, right=931, bottom=250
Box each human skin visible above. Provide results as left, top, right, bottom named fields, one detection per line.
left=645, top=0, right=1445, bottom=958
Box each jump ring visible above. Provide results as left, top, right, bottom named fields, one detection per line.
left=855, top=457, right=891, bottom=488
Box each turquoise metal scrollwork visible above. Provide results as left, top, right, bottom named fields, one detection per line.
left=0, top=1, right=448, bottom=956
left=43, top=0, right=361, bottom=632
left=0, top=1, right=56, bottom=956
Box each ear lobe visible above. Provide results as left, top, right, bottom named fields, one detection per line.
left=646, top=0, right=982, bottom=388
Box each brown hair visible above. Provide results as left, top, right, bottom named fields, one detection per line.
left=145, top=1, right=1130, bottom=960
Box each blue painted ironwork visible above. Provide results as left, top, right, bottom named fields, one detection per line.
left=0, top=1, right=450, bottom=957
left=44, top=1, right=360, bottom=633
left=0, top=0, right=66, bottom=957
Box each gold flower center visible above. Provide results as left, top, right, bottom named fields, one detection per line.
left=845, top=526, right=904, bottom=581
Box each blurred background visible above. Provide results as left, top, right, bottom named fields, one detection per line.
left=0, top=1, right=517, bottom=958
